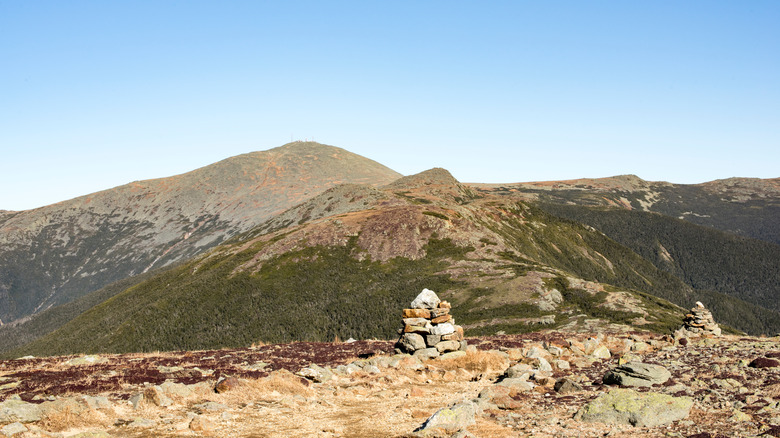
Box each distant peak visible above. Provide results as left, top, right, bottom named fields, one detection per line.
left=384, top=168, right=460, bottom=190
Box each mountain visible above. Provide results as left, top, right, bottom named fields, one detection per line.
left=0, top=142, right=401, bottom=325
left=12, top=167, right=780, bottom=358
left=472, top=175, right=780, bottom=245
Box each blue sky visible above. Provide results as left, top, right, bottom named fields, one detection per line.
left=1, top=1, right=778, bottom=211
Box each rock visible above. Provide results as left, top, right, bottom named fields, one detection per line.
left=193, top=401, right=229, bottom=412
left=159, top=381, right=193, bottom=399
left=435, top=340, right=461, bottom=353
left=554, top=359, right=571, bottom=370
left=400, top=333, right=427, bottom=352
left=297, top=364, right=333, bottom=383
left=730, top=409, right=752, bottom=422
left=189, top=415, right=215, bottom=432
left=425, top=335, right=442, bottom=347
left=430, top=323, right=455, bottom=336
left=576, top=388, right=693, bottom=427
left=413, top=347, right=440, bottom=360
left=439, top=351, right=467, bottom=361
left=749, top=357, right=780, bottom=368
left=504, top=363, right=533, bottom=379
left=403, top=308, right=432, bottom=319
left=603, top=362, right=671, bottom=387
left=81, top=395, right=112, bottom=410
left=65, top=355, right=108, bottom=366
left=0, top=422, right=27, bottom=437
left=128, top=418, right=156, bottom=428
left=591, top=345, right=611, bottom=359
left=0, top=399, right=42, bottom=423
left=497, top=378, right=535, bottom=392
left=411, top=289, right=441, bottom=310
left=69, top=431, right=112, bottom=438
left=416, top=401, right=477, bottom=433
left=129, top=393, right=144, bottom=410
left=478, top=385, right=523, bottom=410
left=144, top=386, right=173, bottom=406
left=554, top=378, right=583, bottom=394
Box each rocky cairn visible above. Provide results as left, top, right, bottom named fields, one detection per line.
left=395, top=288, right=466, bottom=359
left=675, top=301, right=721, bottom=338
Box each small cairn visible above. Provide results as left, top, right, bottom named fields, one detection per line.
left=675, top=301, right=721, bottom=338
left=395, top=288, right=466, bottom=359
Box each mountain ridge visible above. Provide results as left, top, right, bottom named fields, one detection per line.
left=0, top=142, right=401, bottom=324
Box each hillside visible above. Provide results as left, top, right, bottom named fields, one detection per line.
left=474, top=175, right=780, bottom=245
left=14, top=168, right=780, bottom=358
left=0, top=142, right=401, bottom=325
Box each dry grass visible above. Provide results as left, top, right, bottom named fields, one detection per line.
left=213, top=369, right=313, bottom=405
left=40, top=403, right=114, bottom=432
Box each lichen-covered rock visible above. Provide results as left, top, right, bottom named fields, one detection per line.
left=576, top=388, right=693, bottom=427
left=297, top=364, right=333, bottom=383
left=603, top=362, right=671, bottom=387
left=416, top=401, right=477, bottom=433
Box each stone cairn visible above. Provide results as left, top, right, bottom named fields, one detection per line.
left=395, top=288, right=466, bottom=359
left=675, top=301, right=721, bottom=338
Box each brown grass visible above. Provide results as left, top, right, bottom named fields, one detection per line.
left=40, top=404, right=114, bottom=432
left=213, top=369, right=313, bottom=405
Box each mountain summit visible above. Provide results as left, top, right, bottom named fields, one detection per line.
left=0, top=142, right=401, bottom=324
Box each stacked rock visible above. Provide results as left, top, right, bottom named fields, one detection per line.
left=395, top=289, right=467, bottom=359
left=675, top=301, right=721, bottom=338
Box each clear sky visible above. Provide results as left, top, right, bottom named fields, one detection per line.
left=1, top=1, right=778, bottom=211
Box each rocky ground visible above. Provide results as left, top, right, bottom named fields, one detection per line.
left=1, top=332, right=779, bottom=437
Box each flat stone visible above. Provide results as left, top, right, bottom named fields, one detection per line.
left=603, top=362, right=671, bottom=387
left=0, top=400, right=42, bottom=423
left=430, top=323, right=455, bottom=336
left=1, top=422, right=27, bottom=437
left=438, top=351, right=467, bottom=361
left=402, top=308, right=432, bottom=319
left=412, top=347, right=440, bottom=360
left=435, top=340, right=461, bottom=353
left=576, top=388, right=693, bottom=427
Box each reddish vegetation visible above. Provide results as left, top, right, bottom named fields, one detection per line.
left=0, top=340, right=393, bottom=402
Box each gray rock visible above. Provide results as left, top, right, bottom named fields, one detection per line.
left=425, top=335, right=442, bottom=347
left=400, top=333, right=427, bottom=352
left=430, top=323, right=455, bottom=336
left=193, top=401, right=229, bottom=412
left=1, top=422, right=27, bottom=437
left=603, top=362, right=671, bottom=387
left=439, top=351, right=467, bottom=361
left=554, top=378, right=583, bottom=394
left=413, top=347, right=440, bottom=360
left=416, top=401, right=477, bottom=433
left=160, top=381, right=193, bottom=398
left=504, top=363, right=533, bottom=380
left=297, top=364, right=333, bottom=383
left=0, top=399, right=42, bottom=423
left=435, top=340, right=461, bottom=353
left=411, top=288, right=441, bottom=309
left=576, top=388, right=693, bottom=427
left=497, top=378, right=535, bottom=392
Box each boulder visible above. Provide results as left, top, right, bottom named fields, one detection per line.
left=603, top=362, right=671, bottom=387
left=0, top=399, right=42, bottom=423
left=400, top=333, right=427, bottom=352
left=435, top=340, right=461, bottom=353
left=0, top=422, right=27, bottom=437
left=576, top=388, right=693, bottom=427
left=554, top=378, right=583, bottom=394
left=416, top=401, right=477, bottom=433
left=411, top=289, right=441, bottom=310
left=413, top=347, right=440, bottom=360
left=297, top=364, right=333, bottom=383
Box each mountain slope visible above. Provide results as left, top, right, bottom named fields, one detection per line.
left=16, top=169, right=779, bottom=357
left=474, top=175, right=780, bottom=245
left=0, top=142, right=401, bottom=325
